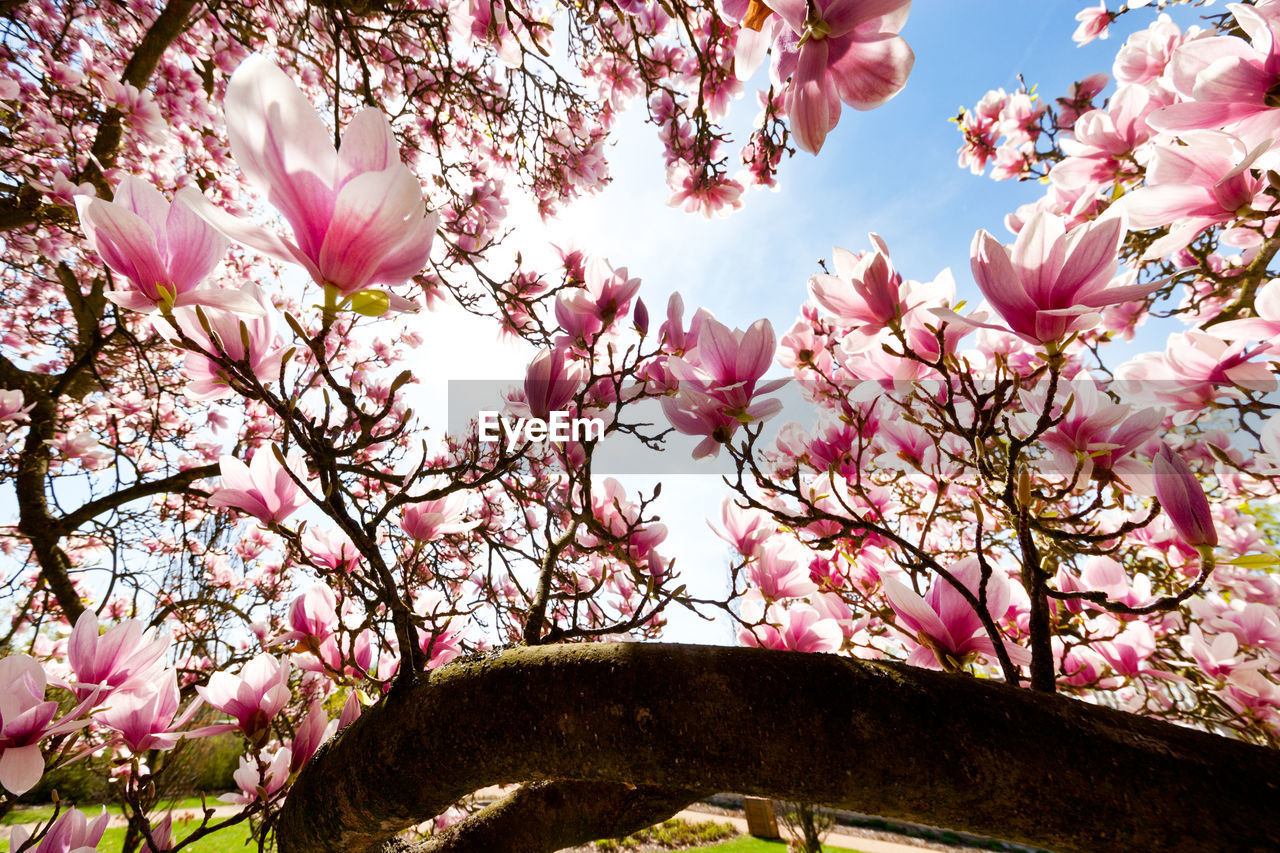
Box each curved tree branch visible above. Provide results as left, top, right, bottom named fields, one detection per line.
left=59, top=463, right=218, bottom=532
left=399, top=781, right=705, bottom=853
left=279, top=643, right=1280, bottom=853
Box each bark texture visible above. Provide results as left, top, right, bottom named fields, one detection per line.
left=277, top=643, right=1280, bottom=853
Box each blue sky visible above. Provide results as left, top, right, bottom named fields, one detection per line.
left=538, top=1, right=1214, bottom=331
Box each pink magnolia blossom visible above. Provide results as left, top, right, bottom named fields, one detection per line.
left=224, top=747, right=292, bottom=804
left=777, top=605, right=845, bottom=652
left=45, top=431, right=111, bottom=468
left=1056, top=639, right=1107, bottom=687
left=414, top=591, right=465, bottom=669
left=1049, top=84, right=1164, bottom=191
left=1113, top=14, right=1194, bottom=86
left=882, top=560, right=1031, bottom=671
left=400, top=491, right=479, bottom=542
left=1181, top=625, right=1254, bottom=680
left=301, top=527, right=361, bottom=573
left=709, top=497, right=771, bottom=556
left=281, top=583, right=339, bottom=646
left=554, top=257, right=642, bottom=346
left=0, top=390, right=32, bottom=423
left=196, top=653, right=291, bottom=744
left=75, top=176, right=234, bottom=313
left=738, top=603, right=843, bottom=653
left=1073, top=2, right=1112, bottom=47
left=1096, top=620, right=1158, bottom=678
left=8, top=807, right=109, bottom=853
left=1055, top=72, right=1111, bottom=126
left=208, top=448, right=310, bottom=525
left=808, top=234, right=907, bottom=337
left=146, top=815, right=173, bottom=853
left=770, top=0, right=915, bottom=153
left=289, top=700, right=330, bottom=773
left=520, top=345, right=586, bottom=422
left=747, top=541, right=819, bottom=601
left=1120, top=134, right=1271, bottom=258
left=417, top=623, right=464, bottom=669
left=291, top=624, right=374, bottom=679
left=661, top=316, right=785, bottom=458
left=1113, top=334, right=1272, bottom=417
left=339, top=690, right=363, bottom=729
left=1059, top=556, right=1154, bottom=611
left=0, top=655, right=88, bottom=795
left=965, top=211, right=1154, bottom=345
left=181, top=56, right=438, bottom=310
left=665, top=164, right=745, bottom=218
left=99, top=670, right=227, bottom=753
left=1153, top=444, right=1218, bottom=547
left=1149, top=1, right=1280, bottom=145
left=1023, top=376, right=1163, bottom=489
left=1213, top=602, right=1280, bottom=653
left=171, top=283, right=287, bottom=400
left=67, top=610, right=169, bottom=701
left=1212, top=278, right=1280, bottom=341
left=1221, top=668, right=1280, bottom=722
left=658, top=293, right=706, bottom=356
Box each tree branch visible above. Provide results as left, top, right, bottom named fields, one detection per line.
left=278, top=643, right=1280, bottom=853
left=59, top=463, right=218, bottom=532
left=14, top=394, right=84, bottom=622
left=398, top=781, right=704, bottom=853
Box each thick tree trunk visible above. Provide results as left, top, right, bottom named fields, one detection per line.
left=277, top=643, right=1280, bottom=853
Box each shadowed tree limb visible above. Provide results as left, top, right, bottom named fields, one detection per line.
left=392, top=781, right=707, bottom=853
left=278, top=643, right=1280, bottom=853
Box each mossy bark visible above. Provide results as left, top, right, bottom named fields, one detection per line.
left=277, top=643, right=1280, bottom=853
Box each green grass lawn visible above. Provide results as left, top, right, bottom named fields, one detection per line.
left=2, top=796, right=217, bottom=826
left=709, top=838, right=866, bottom=853
left=2, top=819, right=254, bottom=852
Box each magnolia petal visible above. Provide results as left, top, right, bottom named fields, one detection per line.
left=165, top=194, right=228, bottom=292
left=970, top=230, right=1037, bottom=323
left=1009, top=212, right=1068, bottom=306
left=104, top=290, right=163, bottom=313
left=821, top=0, right=912, bottom=38
left=0, top=744, right=44, bottom=796
left=337, top=108, right=400, bottom=186
left=882, top=576, right=950, bottom=643
left=827, top=31, right=914, bottom=110
left=1059, top=213, right=1124, bottom=298
left=76, top=196, right=169, bottom=293
left=114, top=176, right=171, bottom=239
left=177, top=188, right=320, bottom=281
left=317, top=166, right=429, bottom=294
left=788, top=40, right=837, bottom=155
left=225, top=55, right=338, bottom=258
left=172, top=286, right=268, bottom=315
left=736, top=319, right=777, bottom=383
left=366, top=209, right=439, bottom=289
